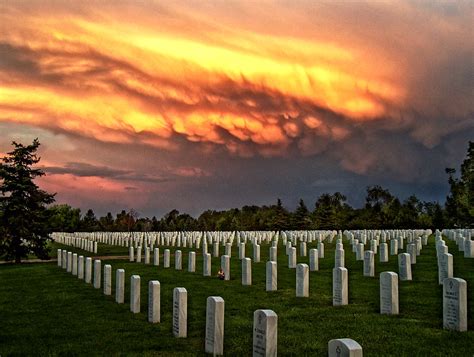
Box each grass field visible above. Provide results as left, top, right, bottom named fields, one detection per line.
left=0, top=236, right=472, bottom=356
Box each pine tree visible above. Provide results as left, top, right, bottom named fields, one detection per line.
left=0, top=139, right=55, bottom=262
left=292, top=199, right=312, bottom=229
left=270, top=198, right=290, bottom=230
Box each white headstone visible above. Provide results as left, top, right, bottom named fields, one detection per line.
left=328, top=338, right=363, bottom=357
left=213, top=243, right=219, bottom=258
left=288, top=247, right=296, bottom=269
left=242, top=258, right=252, bottom=286
left=221, top=255, right=230, bottom=280
left=356, top=243, right=364, bottom=261
left=254, top=244, right=261, bottom=263
left=310, top=248, right=319, bottom=271
left=173, top=287, right=187, bottom=338
left=154, top=248, right=160, bottom=266
left=62, top=250, right=67, bottom=269
left=203, top=253, right=212, bottom=276
left=57, top=249, right=62, bottom=267
left=335, top=248, right=344, bottom=268
left=390, top=239, right=398, bottom=255
left=136, top=247, right=142, bottom=263
left=103, top=264, right=112, bottom=295
left=333, top=267, right=348, bottom=306
left=115, top=269, right=125, bottom=304
left=175, top=250, right=182, bottom=270
left=438, top=253, right=453, bottom=285
left=85, top=257, right=92, bottom=283
left=78, top=256, right=84, bottom=279
left=238, top=242, right=245, bottom=260
left=296, top=263, right=309, bottom=297
left=129, top=246, right=134, bottom=262
left=379, top=243, right=388, bottom=262
left=266, top=261, right=277, bottom=291
left=188, top=251, right=196, bottom=272
left=67, top=252, right=72, bottom=272
left=164, top=249, right=170, bottom=268
left=464, top=240, right=474, bottom=258
left=205, top=296, right=225, bottom=355
left=380, top=272, right=399, bottom=315
left=93, top=260, right=101, bottom=289
left=130, top=275, right=140, bottom=313
left=148, top=280, right=160, bottom=323
left=269, top=247, right=277, bottom=262
left=398, top=253, right=412, bottom=281
left=407, top=243, right=416, bottom=264
left=253, top=309, right=277, bottom=357
left=141, top=246, right=149, bottom=264
left=300, top=242, right=307, bottom=257
left=363, top=250, right=375, bottom=277
left=318, top=242, right=325, bottom=258
left=72, top=253, right=77, bottom=276
left=225, top=243, right=232, bottom=257
left=443, top=277, right=467, bottom=331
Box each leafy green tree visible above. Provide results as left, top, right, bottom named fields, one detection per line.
left=99, top=212, right=114, bottom=231
left=313, top=192, right=349, bottom=229
left=394, top=195, right=422, bottom=228
left=178, top=213, right=198, bottom=231
left=445, top=141, right=473, bottom=227
left=114, top=209, right=139, bottom=231
left=0, top=139, right=55, bottom=263
left=364, top=185, right=397, bottom=228
left=48, top=204, right=81, bottom=232
left=134, top=217, right=152, bottom=232
left=197, top=210, right=221, bottom=231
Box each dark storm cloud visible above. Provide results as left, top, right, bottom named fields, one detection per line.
left=43, top=162, right=170, bottom=183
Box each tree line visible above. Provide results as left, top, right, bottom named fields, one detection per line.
left=47, top=141, right=473, bottom=232
left=1, top=139, right=472, bottom=262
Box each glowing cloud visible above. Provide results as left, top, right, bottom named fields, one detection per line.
left=0, top=1, right=472, bottom=215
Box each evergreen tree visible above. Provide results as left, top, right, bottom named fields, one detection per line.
left=270, top=198, right=290, bottom=230
left=0, top=139, right=55, bottom=262
left=81, top=208, right=100, bottom=231
left=292, top=199, right=312, bottom=229
left=313, top=192, right=348, bottom=229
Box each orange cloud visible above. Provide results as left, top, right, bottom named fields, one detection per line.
left=0, top=1, right=470, bottom=162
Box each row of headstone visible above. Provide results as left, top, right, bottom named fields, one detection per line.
left=57, top=253, right=367, bottom=356
left=441, top=229, right=474, bottom=258
left=54, top=236, right=97, bottom=253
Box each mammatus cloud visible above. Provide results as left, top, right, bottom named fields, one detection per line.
left=0, top=1, right=472, bottom=215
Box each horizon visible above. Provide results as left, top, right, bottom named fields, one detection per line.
left=1, top=1, right=472, bottom=218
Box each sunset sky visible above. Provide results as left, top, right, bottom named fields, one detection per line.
left=0, top=1, right=472, bottom=217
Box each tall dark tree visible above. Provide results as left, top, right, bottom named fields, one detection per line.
left=364, top=185, right=396, bottom=228
left=292, top=199, right=312, bottom=229
left=81, top=208, right=100, bottom=231
left=313, top=192, right=349, bottom=229
left=99, top=212, right=115, bottom=231
left=269, top=199, right=290, bottom=231
left=395, top=195, right=422, bottom=228
left=445, top=141, right=473, bottom=227
left=0, top=139, right=55, bottom=263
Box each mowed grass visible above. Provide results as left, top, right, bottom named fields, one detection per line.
left=0, top=236, right=473, bottom=356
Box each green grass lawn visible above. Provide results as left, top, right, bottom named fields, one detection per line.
left=0, top=235, right=472, bottom=356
